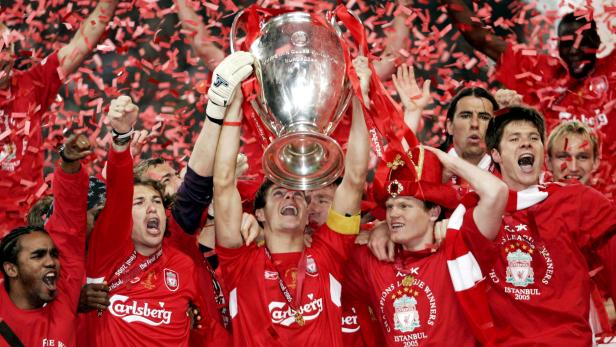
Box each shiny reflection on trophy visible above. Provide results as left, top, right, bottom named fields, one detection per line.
left=231, top=11, right=353, bottom=190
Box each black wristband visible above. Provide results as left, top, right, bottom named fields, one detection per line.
left=58, top=145, right=78, bottom=163
left=206, top=115, right=224, bottom=126
left=111, top=128, right=133, bottom=146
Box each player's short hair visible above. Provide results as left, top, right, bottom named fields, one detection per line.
left=547, top=120, right=599, bottom=159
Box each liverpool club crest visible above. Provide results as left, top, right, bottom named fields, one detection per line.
left=164, top=269, right=179, bottom=292
left=393, top=295, right=420, bottom=333
left=305, top=255, right=318, bottom=276
left=506, top=249, right=534, bottom=287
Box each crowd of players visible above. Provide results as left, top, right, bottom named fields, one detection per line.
left=1, top=0, right=615, bottom=346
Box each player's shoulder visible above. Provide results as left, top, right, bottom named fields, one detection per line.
left=163, top=244, right=197, bottom=269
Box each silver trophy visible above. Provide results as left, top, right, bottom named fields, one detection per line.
left=231, top=11, right=353, bottom=190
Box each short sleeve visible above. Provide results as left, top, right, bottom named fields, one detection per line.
left=216, top=243, right=260, bottom=288
left=457, top=207, right=499, bottom=276
left=310, top=210, right=359, bottom=276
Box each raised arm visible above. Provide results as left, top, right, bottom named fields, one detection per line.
left=374, top=0, right=411, bottom=80
left=425, top=146, right=508, bottom=240
left=331, top=56, right=370, bottom=217
left=174, top=0, right=225, bottom=71
left=171, top=78, right=226, bottom=234
left=47, top=133, right=92, bottom=244
left=47, top=133, right=92, bottom=310
left=86, top=96, right=138, bottom=276
left=443, top=0, right=507, bottom=62
left=211, top=52, right=254, bottom=248
left=58, top=0, right=120, bottom=76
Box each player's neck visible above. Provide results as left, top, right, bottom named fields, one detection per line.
left=134, top=243, right=162, bottom=257
left=460, top=150, right=485, bottom=166
left=264, top=227, right=304, bottom=254
left=8, top=284, right=45, bottom=310
left=502, top=175, right=538, bottom=192
left=400, top=227, right=435, bottom=252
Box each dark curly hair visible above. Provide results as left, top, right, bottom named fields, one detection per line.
left=1, top=225, right=49, bottom=291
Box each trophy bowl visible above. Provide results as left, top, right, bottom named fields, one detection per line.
left=232, top=11, right=352, bottom=190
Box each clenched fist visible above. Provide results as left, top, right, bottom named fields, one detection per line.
left=108, top=95, right=139, bottom=133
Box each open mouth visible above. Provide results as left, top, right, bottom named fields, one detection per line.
left=42, top=271, right=58, bottom=291
left=146, top=217, right=160, bottom=233
left=564, top=174, right=582, bottom=181
left=517, top=154, right=535, bottom=173
left=390, top=222, right=405, bottom=233
left=280, top=205, right=298, bottom=216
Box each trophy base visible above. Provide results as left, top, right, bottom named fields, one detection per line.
left=262, top=132, right=344, bottom=191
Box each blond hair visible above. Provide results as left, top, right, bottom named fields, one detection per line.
left=547, top=120, right=599, bottom=159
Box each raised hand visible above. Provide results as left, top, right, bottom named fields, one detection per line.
left=61, top=133, right=93, bottom=162
left=424, top=146, right=456, bottom=183
left=107, top=95, right=139, bottom=133
left=130, top=129, right=149, bottom=160
left=392, top=64, right=431, bottom=114
left=495, top=88, right=523, bottom=108
left=352, top=56, right=372, bottom=106
left=206, top=51, right=254, bottom=122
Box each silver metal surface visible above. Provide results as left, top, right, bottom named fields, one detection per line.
left=232, top=11, right=352, bottom=190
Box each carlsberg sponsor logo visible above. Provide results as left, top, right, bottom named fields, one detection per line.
left=269, top=297, right=323, bottom=326
left=109, top=294, right=172, bottom=326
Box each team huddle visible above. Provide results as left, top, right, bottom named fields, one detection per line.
left=1, top=0, right=615, bottom=346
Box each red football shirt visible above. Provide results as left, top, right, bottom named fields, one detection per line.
left=343, top=217, right=492, bottom=347
left=166, top=216, right=232, bottom=347
left=216, top=223, right=356, bottom=347
left=476, top=184, right=616, bottom=346
left=0, top=54, right=62, bottom=235
left=0, top=164, right=88, bottom=347
left=495, top=44, right=616, bottom=198
left=86, top=148, right=206, bottom=347
left=341, top=302, right=367, bottom=347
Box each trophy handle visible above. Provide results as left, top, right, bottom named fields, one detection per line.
left=230, top=9, right=246, bottom=53
left=324, top=7, right=365, bottom=135
left=329, top=9, right=366, bottom=57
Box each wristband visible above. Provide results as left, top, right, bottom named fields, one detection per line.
left=223, top=121, right=242, bottom=127
left=111, top=128, right=133, bottom=146
left=207, top=115, right=224, bottom=126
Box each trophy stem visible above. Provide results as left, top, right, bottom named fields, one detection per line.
left=262, top=132, right=344, bottom=191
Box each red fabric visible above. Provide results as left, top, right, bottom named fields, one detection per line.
left=0, top=53, right=62, bottom=235
left=166, top=217, right=231, bottom=347
left=344, top=242, right=483, bottom=346
left=215, top=224, right=355, bottom=347
left=0, top=163, right=88, bottom=347
left=445, top=204, right=500, bottom=346
left=85, top=148, right=207, bottom=347
left=372, top=146, right=461, bottom=210
left=340, top=303, right=367, bottom=347
left=495, top=44, right=616, bottom=199
left=478, top=183, right=616, bottom=346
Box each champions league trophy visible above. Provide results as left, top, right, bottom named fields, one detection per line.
left=231, top=10, right=355, bottom=190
